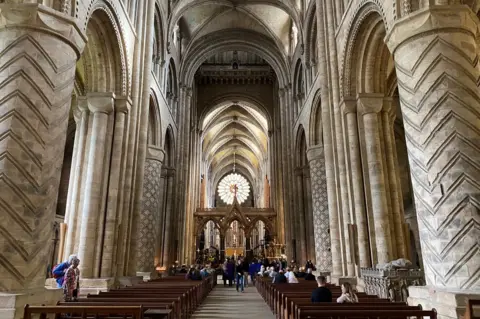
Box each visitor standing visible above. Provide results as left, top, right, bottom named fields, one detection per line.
left=63, top=256, right=80, bottom=301
left=52, top=254, right=78, bottom=288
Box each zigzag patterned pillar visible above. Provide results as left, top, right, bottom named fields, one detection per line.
left=0, top=3, right=84, bottom=298
left=387, top=5, right=480, bottom=315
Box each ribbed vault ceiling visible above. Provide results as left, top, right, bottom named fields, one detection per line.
left=172, top=0, right=302, bottom=55
left=202, top=101, right=268, bottom=193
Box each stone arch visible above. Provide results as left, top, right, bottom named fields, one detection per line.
left=163, top=126, right=175, bottom=167
left=293, top=59, right=305, bottom=110
left=295, top=125, right=308, bottom=167
left=180, top=29, right=290, bottom=88
left=309, top=90, right=323, bottom=146
left=153, top=3, right=165, bottom=64
left=304, top=2, right=318, bottom=79
left=147, top=93, right=162, bottom=147
left=340, top=2, right=388, bottom=97
left=166, top=58, right=178, bottom=109
left=78, top=2, right=127, bottom=95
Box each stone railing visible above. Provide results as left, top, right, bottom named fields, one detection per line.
left=360, top=267, right=425, bottom=302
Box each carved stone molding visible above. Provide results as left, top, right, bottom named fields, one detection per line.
left=146, top=145, right=165, bottom=163
left=357, top=93, right=385, bottom=114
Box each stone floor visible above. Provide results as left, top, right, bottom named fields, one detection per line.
left=192, top=283, right=275, bottom=318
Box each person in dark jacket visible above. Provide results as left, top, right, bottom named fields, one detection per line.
left=311, top=276, right=332, bottom=302
left=272, top=269, right=287, bottom=283
left=304, top=268, right=316, bottom=281
left=235, top=260, right=245, bottom=292
left=305, top=260, right=316, bottom=271
left=226, top=259, right=235, bottom=287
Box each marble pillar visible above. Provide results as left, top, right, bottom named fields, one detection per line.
left=135, top=146, right=164, bottom=275
left=0, top=3, right=85, bottom=317
left=358, top=94, right=393, bottom=265
left=386, top=6, right=480, bottom=317
left=341, top=98, right=371, bottom=268
left=306, top=146, right=332, bottom=272
left=77, top=93, right=114, bottom=278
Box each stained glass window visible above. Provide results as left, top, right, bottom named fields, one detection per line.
left=218, top=173, right=250, bottom=204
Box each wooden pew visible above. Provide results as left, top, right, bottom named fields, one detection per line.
left=297, top=309, right=437, bottom=319
left=23, top=305, right=143, bottom=319
left=59, top=301, right=174, bottom=319
left=254, top=276, right=437, bottom=319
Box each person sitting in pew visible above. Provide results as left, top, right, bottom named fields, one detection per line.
left=304, top=268, right=316, bottom=281
left=272, top=269, right=288, bottom=283
left=285, top=268, right=299, bottom=283
left=311, top=275, right=332, bottom=303
left=337, top=282, right=359, bottom=303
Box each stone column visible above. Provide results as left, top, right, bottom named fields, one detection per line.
left=306, top=146, right=332, bottom=272
left=77, top=93, right=115, bottom=278
left=295, top=168, right=307, bottom=264
left=358, top=93, right=393, bottom=264
left=100, top=97, right=131, bottom=277
left=0, top=4, right=85, bottom=314
left=386, top=6, right=480, bottom=315
left=63, top=104, right=89, bottom=259
left=341, top=98, right=371, bottom=268
left=315, top=0, right=341, bottom=277
left=303, top=167, right=315, bottom=263
left=382, top=98, right=406, bottom=258
left=162, top=168, right=175, bottom=268
left=135, top=146, right=164, bottom=276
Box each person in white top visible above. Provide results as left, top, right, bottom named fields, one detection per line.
left=285, top=268, right=299, bottom=283
left=337, top=282, right=359, bottom=303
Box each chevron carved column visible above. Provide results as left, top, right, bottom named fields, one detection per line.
left=386, top=5, right=480, bottom=315
left=0, top=3, right=85, bottom=298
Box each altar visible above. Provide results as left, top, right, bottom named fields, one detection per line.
left=225, top=247, right=244, bottom=258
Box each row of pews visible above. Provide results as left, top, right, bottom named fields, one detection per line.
left=255, top=276, right=437, bottom=319
left=24, top=274, right=216, bottom=319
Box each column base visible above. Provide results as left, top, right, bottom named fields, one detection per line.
left=0, top=288, right=63, bottom=319
left=79, top=278, right=115, bottom=296
left=408, top=286, right=480, bottom=319
left=136, top=271, right=159, bottom=281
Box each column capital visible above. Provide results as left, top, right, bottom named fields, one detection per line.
left=303, top=166, right=310, bottom=176
left=306, top=145, right=324, bottom=162
left=340, top=96, right=358, bottom=114
left=115, top=96, right=132, bottom=113
left=357, top=93, right=384, bottom=114
left=146, top=145, right=165, bottom=163
left=385, top=6, right=479, bottom=54
left=84, top=92, right=115, bottom=114
left=0, top=4, right=87, bottom=58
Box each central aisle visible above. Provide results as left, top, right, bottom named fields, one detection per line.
left=192, top=283, right=275, bottom=318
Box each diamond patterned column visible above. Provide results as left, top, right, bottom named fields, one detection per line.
left=307, top=145, right=332, bottom=272
left=135, top=147, right=164, bottom=273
